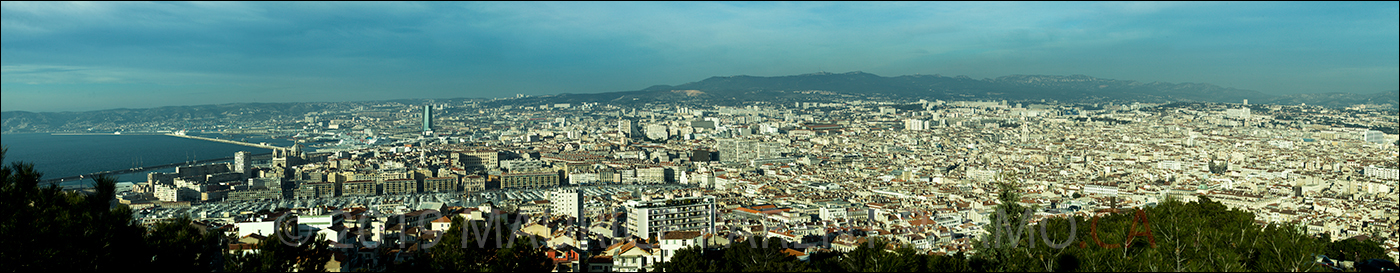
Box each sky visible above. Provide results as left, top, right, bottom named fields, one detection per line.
left=3, top=2, right=1397, bottom=112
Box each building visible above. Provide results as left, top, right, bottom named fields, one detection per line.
left=1084, top=184, right=1118, bottom=196
left=690, top=120, right=716, bottom=130
left=1365, top=165, right=1399, bottom=180
left=1364, top=130, right=1385, bottom=143
left=1157, top=160, right=1183, bottom=170
left=1225, top=108, right=1250, bottom=119
left=458, top=150, right=499, bottom=169
left=645, top=124, right=669, bottom=140
left=717, top=139, right=781, bottom=164
left=636, top=166, right=671, bottom=183
left=227, top=187, right=282, bottom=202
left=551, top=189, right=584, bottom=224
left=501, top=171, right=560, bottom=189
left=423, top=105, right=433, bottom=133
left=294, top=181, right=339, bottom=198
left=424, top=177, right=458, bottom=192
left=625, top=195, right=716, bottom=240
left=235, top=151, right=252, bottom=179
left=658, top=231, right=704, bottom=265
left=619, top=119, right=639, bottom=138
left=342, top=180, right=377, bottom=196
left=293, top=182, right=319, bottom=199
left=905, top=119, right=928, bottom=131
left=462, top=175, right=486, bottom=192
left=383, top=178, right=418, bottom=195
left=967, top=169, right=997, bottom=182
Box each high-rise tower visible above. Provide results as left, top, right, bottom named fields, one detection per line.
left=423, top=105, right=433, bottom=133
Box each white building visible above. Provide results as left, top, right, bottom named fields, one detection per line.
left=1157, top=160, right=1183, bottom=170
left=1084, top=184, right=1119, bottom=196
left=658, top=231, right=704, bottom=265
left=967, top=169, right=998, bottom=182
left=1364, top=130, right=1385, bottom=143
left=625, top=196, right=716, bottom=240
left=905, top=119, right=928, bottom=131
left=645, top=124, right=669, bottom=140
left=619, top=119, right=639, bottom=137
left=1365, top=165, right=1399, bottom=180
left=1225, top=108, right=1250, bottom=119
left=551, top=189, right=585, bottom=223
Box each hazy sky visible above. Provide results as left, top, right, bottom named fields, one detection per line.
left=3, top=2, right=1397, bottom=112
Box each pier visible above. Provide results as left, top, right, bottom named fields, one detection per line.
left=49, top=132, right=288, bottom=150
left=164, top=133, right=287, bottom=151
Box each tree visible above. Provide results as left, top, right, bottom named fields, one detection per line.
left=657, top=245, right=712, bottom=272
left=146, top=215, right=225, bottom=271
left=1323, top=237, right=1388, bottom=264
left=717, top=237, right=809, bottom=272
left=1208, top=155, right=1228, bottom=174
left=224, top=232, right=334, bottom=271
left=1, top=147, right=151, bottom=271
left=484, top=235, right=552, bottom=272
left=970, top=171, right=1028, bottom=272
left=427, top=215, right=485, bottom=272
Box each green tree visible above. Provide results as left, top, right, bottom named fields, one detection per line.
left=485, top=235, right=552, bottom=272
left=715, top=236, right=810, bottom=272
left=1, top=147, right=151, bottom=271
left=146, top=215, right=226, bottom=271
left=1323, top=237, right=1389, bottom=264
left=657, top=245, right=713, bottom=272
left=427, top=215, right=486, bottom=272
left=225, top=232, right=334, bottom=271
left=837, top=238, right=929, bottom=272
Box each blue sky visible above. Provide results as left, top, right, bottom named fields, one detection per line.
left=3, top=1, right=1397, bottom=112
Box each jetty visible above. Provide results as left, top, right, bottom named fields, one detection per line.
left=164, top=133, right=287, bottom=151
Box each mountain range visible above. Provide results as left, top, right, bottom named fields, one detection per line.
left=523, top=71, right=1397, bottom=108
left=3, top=72, right=1395, bottom=133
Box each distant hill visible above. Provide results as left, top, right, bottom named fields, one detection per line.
left=2, top=102, right=353, bottom=133
left=523, top=71, right=1393, bottom=108
left=4, top=72, right=1393, bottom=133
left=1256, top=90, right=1400, bottom=108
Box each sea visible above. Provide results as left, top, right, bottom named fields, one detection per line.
left=0, top=133, right=299, bottom=188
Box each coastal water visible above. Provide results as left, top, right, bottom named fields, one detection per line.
left=0, top=133, right=296, bottom=187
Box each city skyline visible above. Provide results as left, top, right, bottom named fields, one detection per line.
left=4, top=1, right=1398, bottom=112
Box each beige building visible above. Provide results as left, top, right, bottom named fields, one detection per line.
left=501, top=171, right=560, bottom=189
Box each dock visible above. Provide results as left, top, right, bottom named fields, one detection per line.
left=164, top=133, right=287, bottom=151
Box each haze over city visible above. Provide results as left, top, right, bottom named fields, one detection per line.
left=3, top=1, right=1397, bottom=112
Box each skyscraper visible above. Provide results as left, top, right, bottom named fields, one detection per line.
left=422, top=105, right=433, bottom=133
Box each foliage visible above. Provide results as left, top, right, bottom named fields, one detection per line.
left=1, top=147, right=152, bottom=271
left=658, top=236, right=813, bottom=272
left=415, top=214, right=552, bottom=272
left=147, top=215, right=226, bottom=271
left=224, top=233, right=334, bottom=272
left=1208, top=155, right=1229, bottom=174
left=1322, top=237, right=1389, bottom=264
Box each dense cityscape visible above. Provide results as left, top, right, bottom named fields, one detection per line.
left=4, top=2, right=1397, bottom=272
left=10, top=94, right=1396, bottom=271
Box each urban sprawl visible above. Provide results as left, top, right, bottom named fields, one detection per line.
left=112, top=98, right=1399, bottom=271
